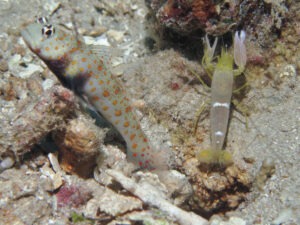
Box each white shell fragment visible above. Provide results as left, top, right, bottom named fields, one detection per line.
left=18, top=64, right=44, bottom=78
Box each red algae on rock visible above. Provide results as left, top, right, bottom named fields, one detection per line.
left=146, top=0, right=291, bottom=38
left=156, top=0, right=217, bottom=33
left=56, top=184, right=92, bottom=208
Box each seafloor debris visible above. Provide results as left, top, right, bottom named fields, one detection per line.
left=53, top=114, right=105, bottom=178
left=107, top=169, right=208, bottom=225
left=0, top=74, right=77, bottom=158
left=0, top=63, right=106, bottom=177
left=94, top=144, right=136, bottom=186
left=85, top=188, right=143, bottom=217
left=253, top=158, right=275, bottom=191
left=55, top=184, right=93, bottom=208
left=94, top=144, right=193, bottom=207
left=183, top=158, right=252, bottom=213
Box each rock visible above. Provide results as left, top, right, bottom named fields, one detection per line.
left=85, top=188, right=142, bottom=218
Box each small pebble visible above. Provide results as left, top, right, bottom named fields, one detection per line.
left=0, top=0, right=12, bottom=13
left=107, top=29, right=124, bottom=43
left=8, top=54, right=21, bottom=69
left=18, top=63, right=44, bottom=78
left=0, top=59, right=8, bottom=72
left=42, top=78, right=55, bottom=90
left=0, top=157, right=15, bottom=172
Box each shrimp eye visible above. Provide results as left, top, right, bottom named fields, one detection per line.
left=42, top=25, right=55, bottom=38
left=36, top=17, right=48, bottom=25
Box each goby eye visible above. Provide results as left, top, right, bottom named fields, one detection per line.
left=42, top=25, right=55, bottom=38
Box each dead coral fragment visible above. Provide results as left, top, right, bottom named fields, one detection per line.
left=0, top=79, right=76, bottom=158
left=85, top=188, right=143, bottom=217
left=107, top=169, right=208, bottom=225
left=53, top=115, right=105, bottom=178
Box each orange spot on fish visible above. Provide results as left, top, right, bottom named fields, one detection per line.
left=92, top=95, right=100, bottom=101
left=45, top=47, right=50, bottom=51
left=125, top=106, right=132, bottom=113
left=90, top=87, right=96, bottom=92
left=143, top=138, right=148, bottom=143
left=70, top=47, right=78, bottom=53
left=102, top=105, right=109, bottom=111
left=82, top=58, right=87, bottom=62
left=88, top=64, right=92, bottom=69
left=114, top=88, right=120, bottom=95
left=55, top=46, right=59, bottom=50
left=112, top=100, right=118, bottom=105
left=133, top=153, right=137, bottom=157
left=104, top=71, right=107, bottom=75
left=103, top=90, right=110, bottom=97
left=71, top=60, right=77, bottom=65
left=115, top=110, right=122, bottom=117
left=79, top=67, right=85, bottom=72
left=98, top=80, right=104, bottom=85
left=132, top=143, right=137, bottom=149
left=98, top=65, right=102, bottom=71
left=124, top=121, right=130, bottom=127
left=89, top=80, right=94, bottom=86
left=142, top=148, right=146, bottom=152
left=130, top=134, right=136, bottom=141
left=115, top=120, right=120, bottom=125
left=107, top=80, right=110, bottom=85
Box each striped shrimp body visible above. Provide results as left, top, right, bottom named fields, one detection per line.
left=198, top=32, right=247, bottom=164
left=210, top=51, right=234, bottom=151
left=22, top=19, right=167, bottom=170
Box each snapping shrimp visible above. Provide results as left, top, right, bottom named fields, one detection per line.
left=197, top=31, right=247, bottom=165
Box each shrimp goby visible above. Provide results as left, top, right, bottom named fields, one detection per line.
left=199, top=31, right=247, bottom=161
left=22, top=18, right=172, bottom=170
